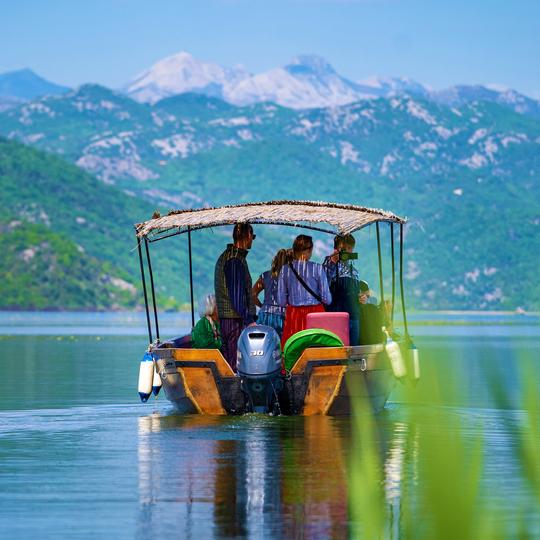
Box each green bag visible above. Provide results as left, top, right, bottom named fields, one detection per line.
left=282, top=329, right=344, bottom=371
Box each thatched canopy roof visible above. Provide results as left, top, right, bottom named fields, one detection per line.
left=135, top=200, right=406, bottom=240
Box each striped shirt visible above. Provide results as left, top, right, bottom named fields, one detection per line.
left=260, top=271, right=285, bottom=315
left=277, top=260, right=332, bottom=307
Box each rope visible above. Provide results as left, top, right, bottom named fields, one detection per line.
left=187, top=227, right=195, bottom=329
left=145, top=238, right=160, bottom=342
left=399, top=224, right=410, bottom=340
left=391, top=223, right=395, bottom=323
left=136, top=235, right=152, bottom=344
left=376, top=222, right=385, bottom=304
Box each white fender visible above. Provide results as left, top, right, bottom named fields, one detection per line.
left=383, top=328, right=407, bottom=380
left=409, top=342, right=421, bottom=382
left=152, top=361, right=163, bottom=396
left=138, top=352, right=154, bottom=402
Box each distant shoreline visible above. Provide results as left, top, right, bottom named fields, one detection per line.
left=0, top=309, right=538, bottom=316
left=1, top=310, right=538, bottom=337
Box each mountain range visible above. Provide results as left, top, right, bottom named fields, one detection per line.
left=1, top=52, right=539, bottom=116
left=125, top=52, right=540, bottom=117
left=1, top=77, right=539, bottom=311
left=0, top=68, right=70, bottom=112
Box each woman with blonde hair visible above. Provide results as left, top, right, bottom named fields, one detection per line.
left=277, top=235, right=332, bottom=348
left=252, top=248, right=292, bottom=337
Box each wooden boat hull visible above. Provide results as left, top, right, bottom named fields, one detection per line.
left=152, top=344, right=395, bottom=416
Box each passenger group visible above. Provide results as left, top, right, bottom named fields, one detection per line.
left=193, top=223, right=383, bottom=370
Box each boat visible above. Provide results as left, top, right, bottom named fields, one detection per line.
left=134, top=200, right=417, bottom=415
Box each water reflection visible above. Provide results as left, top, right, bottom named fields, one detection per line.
left=135, top=413, right=417, bottom=538
left=2, top=331, right=539, bottom=538
left=135, top=406, right=540, bottom=538
left=137, top=415, right=350, bottom=538
left=383, top=422, right=409, bottom=501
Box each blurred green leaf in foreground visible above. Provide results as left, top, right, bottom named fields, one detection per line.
left=349, top=344, right=540, bottom=539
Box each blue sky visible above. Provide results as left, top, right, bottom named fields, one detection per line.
left=1, top=0, right=539, bottom=97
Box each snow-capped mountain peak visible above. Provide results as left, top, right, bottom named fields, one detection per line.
left=485, top=82, right=510, bottom=93
left=125, top=51, right=249, bottom=104
left=121, top=51, right=540, bottom=115
left=227, top=55, right=362, bottom=108
left=125, top=52, right=366, bottom=108
left=358, top=75, right=429, bottom=97
left=286, top=55, right=337, bottom=75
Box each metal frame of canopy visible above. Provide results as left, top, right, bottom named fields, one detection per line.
left=134, top=200, right=411, bottom=346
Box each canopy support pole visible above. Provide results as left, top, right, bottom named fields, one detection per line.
left=390, top=223, right=395, bottom=323
left=376, top=222, right=385, bottom=305
left=188, top=227, right=195, bottom=328
left=399, top=224, right=410, bottom=340
left=144, top=237, right=160, bottom=342
left=136, top=235, right=153, bottom=344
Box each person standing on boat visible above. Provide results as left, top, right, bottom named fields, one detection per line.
left=277, top=235, right=332, bottom=349
left=323, top=234, right=361, bottom=345
left=214, top=223, right=257, bottom=370
left=357, top=280, right=383, bottom=345
left=252, top=248, right=292, bottom=338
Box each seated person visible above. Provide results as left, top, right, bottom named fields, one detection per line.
left=358, top=281, right=384, bottom=345
left=191, top=294, right=223, bottom=349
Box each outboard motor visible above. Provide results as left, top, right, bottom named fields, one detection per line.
left=237, top=325, right=283, bottom=414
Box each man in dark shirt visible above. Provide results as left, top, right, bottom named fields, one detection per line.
left=214, top=223, right=257, bottom=369
left=358, top=280, right=385, bottom=345
left=323, top=234, right=361, bottom=345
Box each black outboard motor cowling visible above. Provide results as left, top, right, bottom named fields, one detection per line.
left=237, top=325, right=283, bottom=414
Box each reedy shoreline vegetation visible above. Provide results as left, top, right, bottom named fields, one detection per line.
left=349, top=346, right=540, bottom=538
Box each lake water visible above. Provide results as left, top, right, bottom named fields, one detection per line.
left=0, top=312, right=539, bottom=538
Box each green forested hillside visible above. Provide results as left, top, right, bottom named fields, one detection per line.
left=0, top=221, right=137, bottom=309
left=0, top=137, right=185, bottom=309
left=0, top=137, right=288, bottom=310
left=1, top=87, right=539, bottom=310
